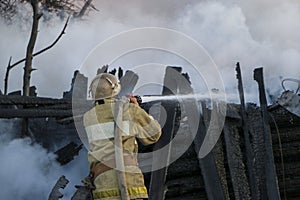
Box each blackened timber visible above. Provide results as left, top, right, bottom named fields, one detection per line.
left=71, top=186, right=93, bottom=200
left=223, top=120, right=251, bottom=199
left=269, top=105, right=300, bottom=127
left=194, top=102, right=228, bottom=200
left=0, top=108, right=73, bottom=118
left=254, top=67, right=280, bottom=200
left=48, top=176, right=69, bottom=200
left=149, top=100, right=179, bottom=200
left=165, top=141, right=206, bottom=199
left=165, top=175, right=205, bottom=199
left=149, top=66, right=184, bottom=200
left=0, top=95, right=72, bottom=105
left=236, top=63, right=256, bottom=199
left=54, top=142, right=83, bottom=165
left=247, top=104, right=267, bottom=199
left=118, top=70, right=139, bottom=97
left=0, top=96, right=93, bottom=118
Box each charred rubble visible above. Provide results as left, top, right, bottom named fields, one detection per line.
left=0, top=65, right=299, bottom=200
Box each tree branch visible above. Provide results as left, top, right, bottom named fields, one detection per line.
left=4, top=56, right=12, bottom=95
left=3, top=16, right=69, bottom=94
left=75, top=0, right=94, bottom=18
left=33, top=16, right=69, bottom=56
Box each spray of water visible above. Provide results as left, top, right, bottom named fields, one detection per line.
left=140, top=93, right=241, bottom=103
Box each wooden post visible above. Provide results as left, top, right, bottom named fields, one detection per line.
left=114, top=101, right=130, bottom=200
left=236, top=63, right=257, bottom=199
left=195, top=102, right=229, bottom=200
left=149, top=100, right=178, bottom=200
left=247, top=104, right=267, bottom=199
left=253, top=67, right=280, bottom=200
left=195, top=102, right=230, bottom=199
left=149, top=67, right=182, bottom=200
left=223, top=118, right=251, bottom=199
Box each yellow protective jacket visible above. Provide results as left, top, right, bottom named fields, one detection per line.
left=83, top=98, right=162, bottom=200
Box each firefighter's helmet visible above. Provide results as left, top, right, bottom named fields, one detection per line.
left=89, top=73, right=121, bottom=100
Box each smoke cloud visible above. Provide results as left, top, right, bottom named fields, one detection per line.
left=0, top=120, right=88, bottom=200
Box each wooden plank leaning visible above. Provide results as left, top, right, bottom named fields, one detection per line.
left=235, top=63, right=257, bottom=199
left=253, top=67, right=280, bottom=200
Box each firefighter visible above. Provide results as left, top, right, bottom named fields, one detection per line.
left=83, top=73, right=162, bottom=200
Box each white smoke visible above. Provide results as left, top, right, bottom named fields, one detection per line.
left=0, top=120, right=88, bottom=200
left=1, top=0, right=299, bottom=101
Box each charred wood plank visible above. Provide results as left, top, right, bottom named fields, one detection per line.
left=0, top=95, right=72, bottom=105
left=193, top=102, right=229, bottom=200
left=254, top=67, right=280, bottom=199
left=223, top=120, right=251, bottom=199
left=48, top=175, right=69, bottom=200
left=149, top=100, right=179, bottom=200
left=165, top=175, right=205, bottom=199
left=213, top=134, right=233, bottom=199
left=97, top=65, right=109, bottom=74
left=235, top=63, right=256, bottom=199
left=247, top=104, right=267, bottom=199
left=269, top=105, right=300, bottom=127
left=0, top=108, right=73, bottom=118
left=165, top=142, right=206, bottom=199
left=149, top=66, right=186, bottom=200
left=166, top=146, right=201, bottom=180
left=54, top=142, right=83, bottom=165
left=118, top=70, right=139, bottom=97
left=71, top=185, right=93, bottom=200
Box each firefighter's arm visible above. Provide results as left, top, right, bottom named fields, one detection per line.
left=130, top=103, right=162, bottom=145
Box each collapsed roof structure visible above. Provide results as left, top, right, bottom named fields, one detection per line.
left=0, top=65, right=299, bottom=200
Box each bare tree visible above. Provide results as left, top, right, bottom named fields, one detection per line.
left=1, top=0, right=95, bottom=137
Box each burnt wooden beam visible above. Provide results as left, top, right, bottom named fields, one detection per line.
left=194, top=102, right=229, bottom=200
left=254, top=67, right=280, bottom=200
left=149, top=66, right=184, bottom=200
left=235, top=63, right=256, bottom=199
left=54, top=142, right=83, bottom=165
left=48, top=175, right=69, bottom=200
left=149, top=100, right=179, bottom=200
left=165, top=145, right=206, bottom=199
left=118, top=70, right=139, bottom=97
left=71, top=185, right=93, bottom=200
left=0, top=108, right=73, bottom=118
left=223, top=120, right=251, bottom=199
left=0, top=95, right=72, bottom=105
left=165, top=175, right=205, bottom=200
left=247, top=104, right=267, bottom=199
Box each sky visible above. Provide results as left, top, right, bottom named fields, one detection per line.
left=0, top=1, right=300, bottom=199
left=0, top=0, right=299, bottom=102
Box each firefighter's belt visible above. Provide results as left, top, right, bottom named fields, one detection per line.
left=91, top=156, right=137, bottom=179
